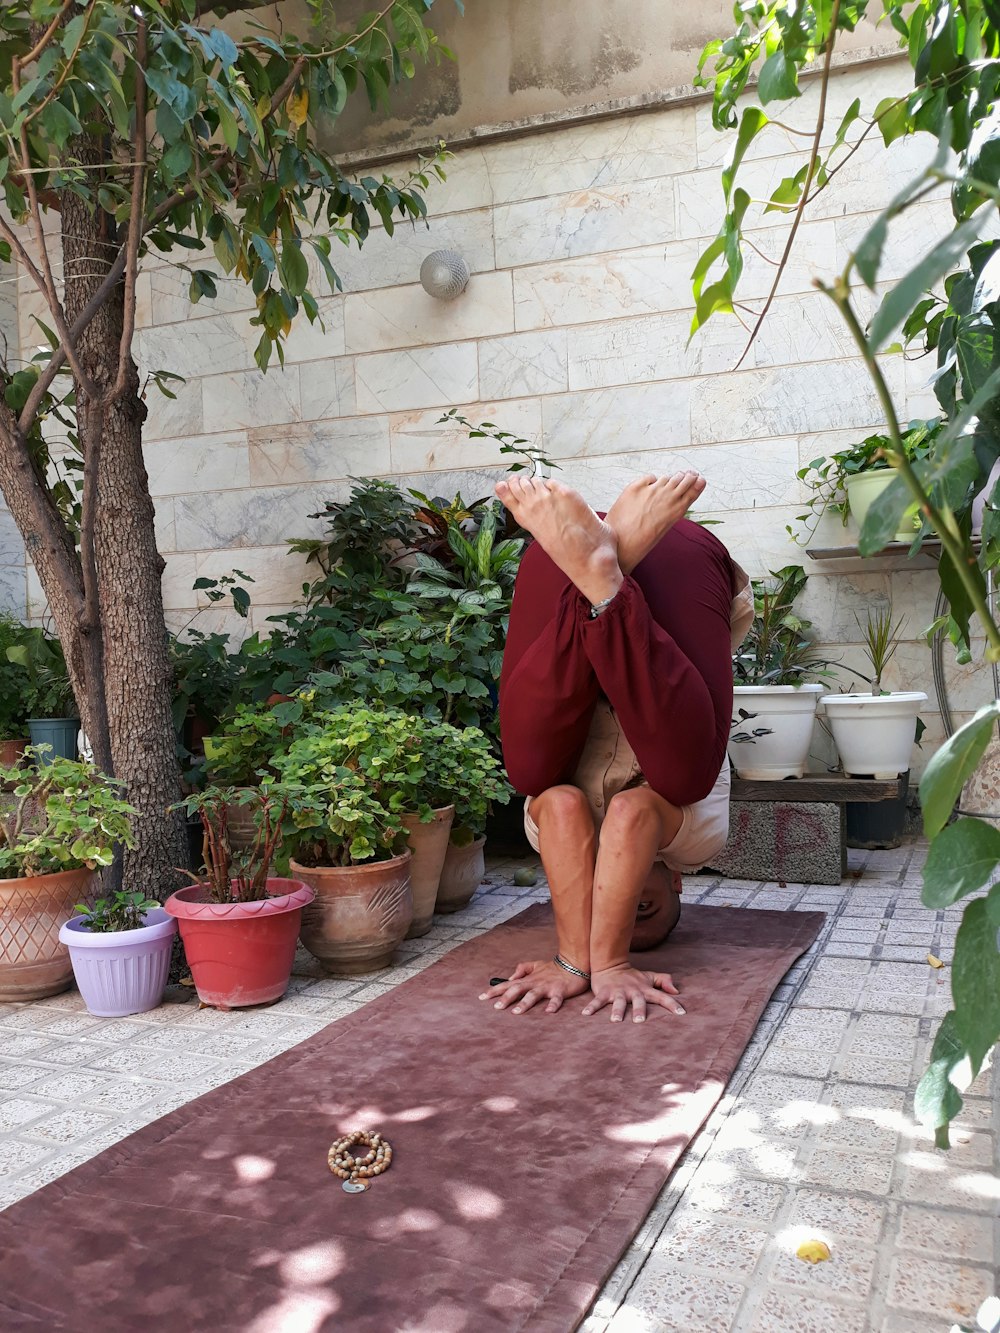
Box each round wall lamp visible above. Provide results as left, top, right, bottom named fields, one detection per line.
left=419, top=249, right=470, bottom=300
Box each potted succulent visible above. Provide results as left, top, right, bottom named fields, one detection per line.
left=6, top=628, right=78, bottom=761
left=728, top=565, right=829, bottom=780
left=273, top=707, right=416, bottom=975
left=166, top=785, right=316, bottom=1010
left=59, top=888, right=175, bottom=1018
left=0, top=750, right=137, bottom=1001
left=433, top=726, right=512, bottom=914
left=821, top=604, right=927, bottom=785
left=793, top=418, right=941, bottom=548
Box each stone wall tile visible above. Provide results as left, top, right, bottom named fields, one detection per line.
left=568, top=309, right=744, bottom=389
left=541, top=381, right=691, bottom=458
left=149, top=262, right=257, bottom=325
left=26, top=565, right=44, bottom=620
left=513, top=242, right=700, bottom=330
left=202, top=368, right=302, bottom=434
left=195, top=547, right=308, bottom=609
left=165, top=606, right=252, bottom=643
left=173, top=483, right=340, bottom=552
left=495, top=178, right=676, bottom=268
left=479, top=329, right=569, bottom=398
left=690, top=357, right=906, bottom=445
left=314, top=209, right=495, bottom=295
left=143, top=377, right=204, bottom=442
left=692, top=504, right=805, bottom=575
left=354, top=343, right=479, bottom=414
left=280, top=298, right=346, bottom=362
left=137, top=313, right=257, bottom=380
left=678, top=134, right=939, bottom=240
left=485, top=108, right=699, bottom=203
left=144, top=434, right=251, bottom=498
left=0, top=510, right=24, bottom=565
left=248, top=418, right=391, bottom=486
left=0, top=565, right=27, bottom=617
left=153, top=496, right=176, bottom=553
left=299, top=357, right=357, bottom=421
left=553, top=439, right=802, bottom=512
left=388, top=399, right=542, bottom=474
left=345, top=271, right=514, bottom=355
left=160, top=554, right=199, bottom=611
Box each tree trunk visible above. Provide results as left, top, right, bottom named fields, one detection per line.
left=59, top=159, right=187, bottom=897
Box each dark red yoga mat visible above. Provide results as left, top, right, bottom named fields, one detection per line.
left=0, top=902, right=822, bottom=1332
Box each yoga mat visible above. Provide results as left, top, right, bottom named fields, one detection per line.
left=0, top=902, right=822, bottom=1333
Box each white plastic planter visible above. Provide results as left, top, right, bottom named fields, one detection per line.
left=820, top=692, right=928, bottom=779
left=844, top=471, right=920, bottom=545
left=728, top=684, right=824, bottom=780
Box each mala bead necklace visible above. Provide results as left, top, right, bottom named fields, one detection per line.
left=328, top=1129, right=393, bottom=1194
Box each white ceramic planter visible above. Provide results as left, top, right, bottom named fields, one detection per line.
left=844, top=471, right=920, bottom=545
left=820, top=692, right=928, bottom=779
left=728, top=685, right=824, bottom=780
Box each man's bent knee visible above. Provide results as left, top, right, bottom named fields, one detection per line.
left=532, top=783, right=592, bottom=829
left=603, top=787, right=664, bottom=840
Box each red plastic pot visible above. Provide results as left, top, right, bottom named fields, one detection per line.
left=164, top=877, right=314, bottom=1010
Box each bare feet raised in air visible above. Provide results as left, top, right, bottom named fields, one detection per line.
left=606, top=472, right=707, bottom=574
left=496, top=475, right=623, bottom=607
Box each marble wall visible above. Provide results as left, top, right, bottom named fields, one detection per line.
left=12, top=59, right=996, bottom=772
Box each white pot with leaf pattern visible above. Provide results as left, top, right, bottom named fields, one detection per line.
left=728, top=684, right=825, bottom=780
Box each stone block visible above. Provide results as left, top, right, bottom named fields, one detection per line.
left=712, top=800, right=845, bottom=885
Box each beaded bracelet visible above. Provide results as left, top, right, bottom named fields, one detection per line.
left=328, top=1129, right=393, bottom=1193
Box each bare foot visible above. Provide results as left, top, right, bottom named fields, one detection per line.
left=496, top=475, right=623, bottom=606
left=606, top=472, right=707, bottom=573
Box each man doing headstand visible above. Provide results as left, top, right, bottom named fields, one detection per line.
left=481, top=472, right=752, bottom=1024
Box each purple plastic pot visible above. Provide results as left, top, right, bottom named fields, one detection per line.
left=58, top=907, right=176, bottom=1018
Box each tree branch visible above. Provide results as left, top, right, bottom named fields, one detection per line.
left=733, top=0, right=842, bottom=370
left=104, top=19, right=148, bottom=408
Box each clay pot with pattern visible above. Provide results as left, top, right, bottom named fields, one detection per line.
left=436, top=835, right=487, bottom=914
left=0, top=867, right=94, bottom=1001
left=290, top=851, right=413, bottom=976
left=400, top=805, right=455, bottom=938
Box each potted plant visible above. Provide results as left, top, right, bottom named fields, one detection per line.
left=59, top=888, right=175, bottom=1018
left=200, top=703, right=286, bottom=849
left=433, top=726, right=512, bottom=914
left=273, top=707, right=416, bottom=975
left=793, top=418, right=941, bottom=547
left=0, top=613, right=31, bottom=766
left=821, top=604, right=928, bottom=787
left=0, top=750, right=136, bottom=1001
left=728, top=565, right=829, bottom=780
left=166, top=785, right=316, bottom=1010
left=6, top=628, right=78, bottom=761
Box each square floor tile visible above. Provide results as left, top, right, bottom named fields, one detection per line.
left=747, top=1287, right=868, bottom=1333
left=887, top=1253, right=994, bottom=1321
left=616, top=1259, right=745, bottom=1331
left=897, top=1205, right=993, bottom=1262
left=652, top=1211, right=767, bottom=1278
left=787, top=1189, right=886, bottom=1244
left=20, top=1107, right=114, bottom=1144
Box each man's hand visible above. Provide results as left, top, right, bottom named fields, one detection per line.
left=582, top=963, right=685, bottom=1023
left=479, top=960, right=590, bottom=1014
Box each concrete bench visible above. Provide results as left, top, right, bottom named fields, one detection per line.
left=710, top=775, right=907, bottom=885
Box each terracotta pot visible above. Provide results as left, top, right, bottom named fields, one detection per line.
left=0, top=739, right=27, bottom=768
left=164, top=877, right=314, bottom=1010
left=0, top=867, right=95, bottom=1001
left=290, top=852, right=413, bottom=976
left=401, top=805, right=455, bottom=938
left=436, top=835, right=486, bottom=914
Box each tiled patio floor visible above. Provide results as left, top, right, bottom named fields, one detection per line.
left=0, top=841, right=996, bottom=1332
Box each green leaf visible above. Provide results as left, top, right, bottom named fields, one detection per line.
left=868, top=216, right=986, bottom=351
left=920, top=701, right=1000, bottom=837
left=873, top=94, right=911, bottom=146
left=278, top=242, right=309, bottom=297
left=757, top=51, right=799, bottom=104
left=914, top=1010, right=968, bottom=1143
left=723, top=107, right=768, bottom=204
left=952, top=896, right=1000, bottom=1070
left=923, top=818, right=1000, bottom=908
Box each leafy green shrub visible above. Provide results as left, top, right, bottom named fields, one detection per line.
left=7, top=628, right=74, bottom=719
left=203, top=703, right=287, bottom=785
left=0, top=751, right=136, bottom=878
left=75, top=889, right=160, bottom=933
left=732, top=565, right=829, bottom=687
